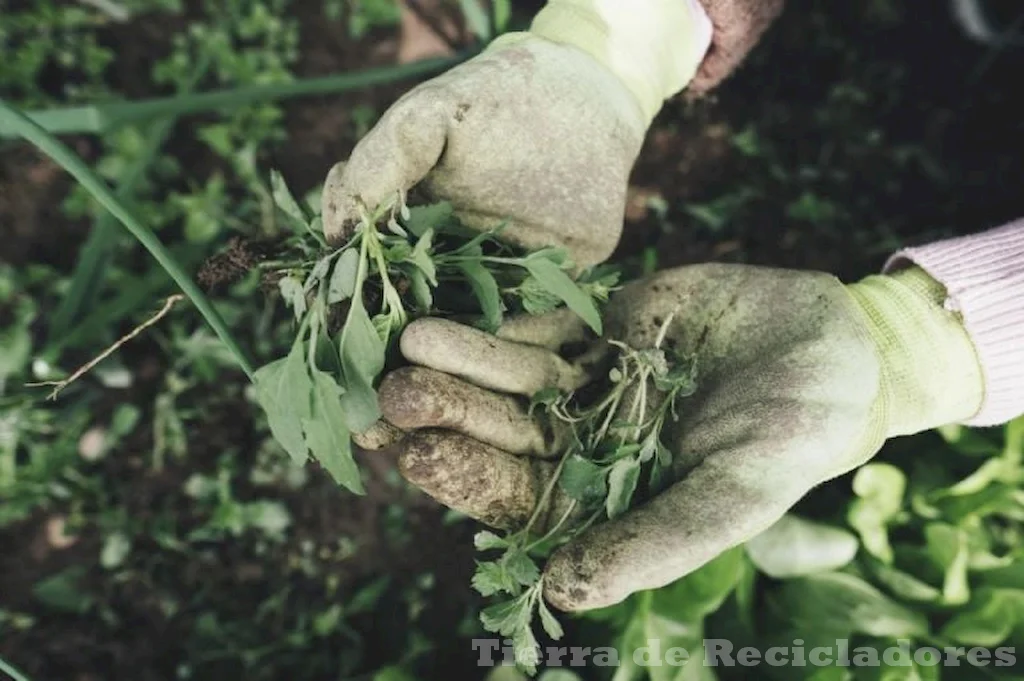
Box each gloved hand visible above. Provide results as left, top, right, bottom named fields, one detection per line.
left=320, top=0, right=712, bottom=267
left=373, top=263, right=985, bottom=610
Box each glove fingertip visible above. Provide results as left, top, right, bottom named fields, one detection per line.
left=351, top=419, right=404, bottom=451
left=397, top=430, right=536, bottom=531
left=542, top=541, right=617, bottom=613
left=321, top=161, right=359, bottom=245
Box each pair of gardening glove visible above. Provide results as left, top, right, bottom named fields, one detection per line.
left=320, top=0, right=987, bottom=611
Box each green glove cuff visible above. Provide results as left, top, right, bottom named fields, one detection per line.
left=846, top=267, right=985, bottom=437
left=515, top=0, right=713, bottom=125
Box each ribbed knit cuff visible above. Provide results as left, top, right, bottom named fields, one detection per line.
left=884, top=219, right=1024, bottom=427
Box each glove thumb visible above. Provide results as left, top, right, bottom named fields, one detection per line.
left=321, top=95, right=450, bottom=244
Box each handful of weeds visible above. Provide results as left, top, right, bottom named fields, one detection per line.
left=251, top=172, right=618, bottom=493
left=255, top=172, right=696, bottom=674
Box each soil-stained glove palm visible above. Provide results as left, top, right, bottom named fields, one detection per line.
left=376, top=263, right=985, bottom=611
left=320, top=0, right=711, bottom=267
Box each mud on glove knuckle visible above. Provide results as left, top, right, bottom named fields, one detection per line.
left=400, top=318, right=579, bottom=395
left=379, top=366, right=550, bottom=456
left=397, top=430, right=538, bottom=530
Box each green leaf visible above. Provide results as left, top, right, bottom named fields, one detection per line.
left=406, top=266, right=433, bottom=313
left=457, top=260, right=502, bottom=332
left=304, top=254, right=333, bottom=292
left=270, top=169, right=311, bottom=230
left=100, top=532, right=132, bottom=569
left=253, top=341, right=313, bottom=465
left=537, top=597, right=564, bottom=640
left=941, top=588, right=1024, bottom=646
left=519, top=275, right=562, bottom=316
left=745, top=514, right=859, bottom=578
left=492, top=0, right=512, bottom=32
left=924, top=522, right=970, bottom=605
left=771, top=572, right=929, bottom=640
left=348, top=576, right=392, bottom=615
left=936, top=423, right=1003, bottom=457
left=405, top=201, right=453, bottom=237
left=559, top=454, right=608, bottom=503
left=474, top=530, right=509, bottom=551
left=654, top=546, right=747, bottom=622
left=328, top=248, right=359, bottom=304
left=373, top=667, right=419, bottom=681
left=480, top=598, right=526, bottom=635
left=523, top=257, right=602, bottom=334
left=387, top=216, right=408, bottom=237
left=606, top=457, right=641, bottom=519
left=513, top=624, right=541, bottom=675
left=385, top=240, right=413, bottom=262
left=33, top=567, right=93, bottom=614
left=472, top=561, right=515, bottom=597
left=459, top=0, right=492, bottom=40
left=338, top=297, right=385, bottom=432
left=867, top=561, right=941, bottom=603
left=847, top=463, right=906, bottom=564
left=539, top=671, right=583, bottom=681
left=278, top=276, right=307, bottom=322
left=599, top=552, right=744, bottom=681
left=303, top=370, right=364, bottom=494
left=506, top=551, right=540, bottom=587
left=407, top=228, right=437, bottom=285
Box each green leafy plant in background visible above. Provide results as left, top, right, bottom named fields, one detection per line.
left=559, top=416, right=1024, bottom=681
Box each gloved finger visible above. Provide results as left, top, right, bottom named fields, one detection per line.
left=354, top=310, right=596, bottom=452
left=378, top=366, right=563, bottom=458
left=351, top=419, right=404, bottom=451
left=321, top=92, right=452, bottom=245
left=542, top=441, right=816, bottom=612
left=400, top=318, right=592, bottom=396
left=495, top=307, right=592, bottom=351
left=397, top=429, right=549, bottom=530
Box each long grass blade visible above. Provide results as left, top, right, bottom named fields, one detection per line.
left=0, top=656, right=31, bottom=681
left=0, top=54, right=471, bottom=138
left=0, top=99, right=255, bottom=380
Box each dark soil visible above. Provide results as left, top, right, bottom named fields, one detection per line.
left=2, top=0, right=1023, bottom=679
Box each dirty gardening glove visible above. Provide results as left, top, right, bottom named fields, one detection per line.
left=377, top=263, right=985, bottom=611
left=321, top=0, right=712, bottom=267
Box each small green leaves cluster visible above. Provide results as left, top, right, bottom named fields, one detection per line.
left=554, top=333, right=699, bottom=519
left=471, top=531, right=563, bottom=674
left=253, top=171, right=614, bottom=493
left=472, top=316, right=698, bottom=674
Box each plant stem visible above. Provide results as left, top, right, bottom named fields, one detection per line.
left=0, top=55, right=474, bottom=138
left=522, top=448, right=573, bottom=539
left=0, top=656, right=31, bottom=681
left=526, top=500, right=578, bottom=553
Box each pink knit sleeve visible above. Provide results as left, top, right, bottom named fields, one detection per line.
left=884, top=219, right=1024, bottom=427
